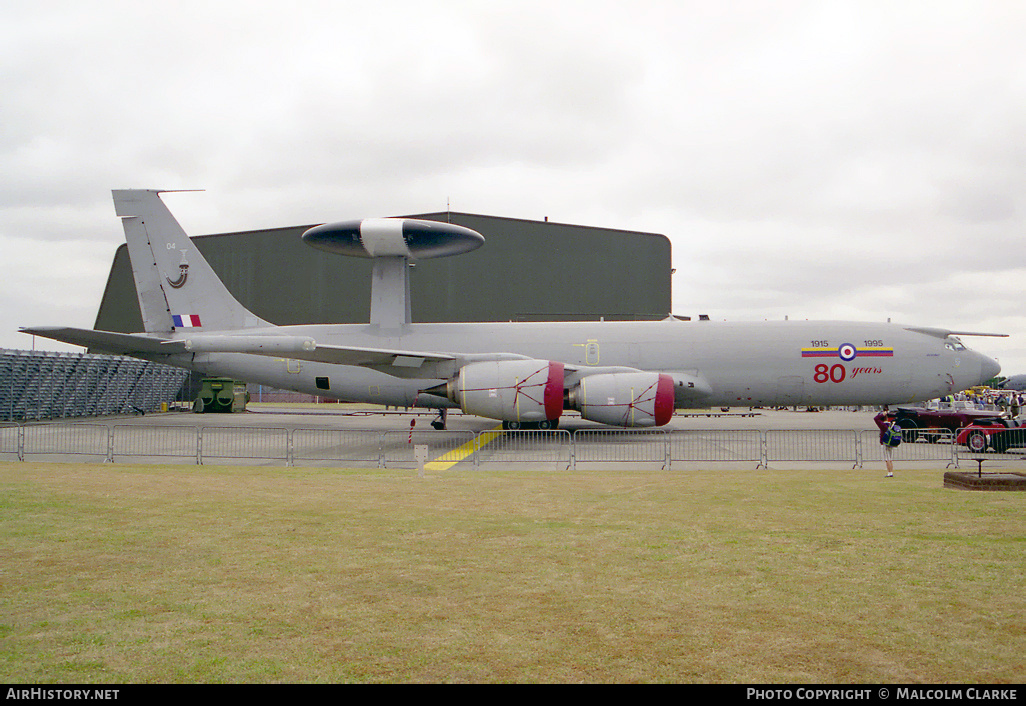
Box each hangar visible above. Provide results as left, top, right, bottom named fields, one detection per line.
left=93, top=212, right=672, bottom=332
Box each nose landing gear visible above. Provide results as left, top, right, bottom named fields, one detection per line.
left=430, top=408, right=448, bottom=431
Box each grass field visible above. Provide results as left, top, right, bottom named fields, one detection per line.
left=1, top=461, right=1024, bottom=683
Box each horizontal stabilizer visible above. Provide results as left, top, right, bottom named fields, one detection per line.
left=19, top=327, right=176, bottom=355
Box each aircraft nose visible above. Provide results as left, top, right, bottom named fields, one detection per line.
left=980, top=354, right=1001, bottom=383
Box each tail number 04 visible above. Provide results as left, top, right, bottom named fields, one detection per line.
left=814, top=363, right=846, bottom=383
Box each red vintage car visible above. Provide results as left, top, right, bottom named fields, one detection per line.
left=956, top=418, right=1026, bottom=454
left=887, top=406, right=998, bottom=443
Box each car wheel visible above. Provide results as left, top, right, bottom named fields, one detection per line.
left=899, top=418, right=918, bottom=442
left=966, top=429, right=989, bottom=454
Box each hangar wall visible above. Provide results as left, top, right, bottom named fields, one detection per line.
left=94, top=212, right=671, bottom=332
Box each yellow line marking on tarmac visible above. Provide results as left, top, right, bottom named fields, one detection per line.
left=424, top=426, right=503, bottom=470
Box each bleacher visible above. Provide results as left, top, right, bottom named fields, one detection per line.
left=0, top=349, right=189, bottom=421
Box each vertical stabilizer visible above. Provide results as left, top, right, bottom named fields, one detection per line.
left=113, top=190, right=269, bottom=334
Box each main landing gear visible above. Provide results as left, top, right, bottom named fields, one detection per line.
left=427, top=410, right=560, bottom=431
left=501, top=419, right=559, bottom=430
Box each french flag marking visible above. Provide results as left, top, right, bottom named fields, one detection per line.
left=173, top=314, right=202, bottom=328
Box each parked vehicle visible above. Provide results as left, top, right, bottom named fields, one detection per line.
left=886, top=406, right=998, bottom=443
left=956, top=418, right=1026, bottom=454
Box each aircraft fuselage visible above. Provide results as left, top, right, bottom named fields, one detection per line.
left=161, top=317, right=991, bottom=410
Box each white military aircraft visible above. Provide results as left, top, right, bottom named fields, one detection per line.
left=22, top=190, right=1003, bottom=429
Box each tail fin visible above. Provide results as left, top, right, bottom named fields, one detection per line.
left=113, top=190, right=269, bottom=334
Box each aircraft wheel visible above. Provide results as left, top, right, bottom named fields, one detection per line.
left=503, top=420, right=521, bottom=431
left=965, top=430, right=989, bottom=454
left=538, top=419, right=558, bottom=430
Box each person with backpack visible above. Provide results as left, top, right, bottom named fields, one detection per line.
left=874, top=407, right=901, bottom=477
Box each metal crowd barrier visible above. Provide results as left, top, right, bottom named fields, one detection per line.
left=1, top=423, right=23, bottom=461
left=3, top=422, right=1024, bottom=470
left=22, top=423, right=110, bottom=460
left=478, top=429, right=573, bottom=469
left=291, top=428, right=382, bottom=466
left=382, top=430, right=478, bottom=469
left=860, top=429, right=958, bottom=468
left=669, top=430, right=763, bottom=466
left=112, top=425, right=200, bottom=463
left=765, top=429, right=860, bottom=468
left=572, top=429, right=667, bottom=468
left=200, top=426, right=290, bottom=465
left=951, top=425, right=1026, bottom=464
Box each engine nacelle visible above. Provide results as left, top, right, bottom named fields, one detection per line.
left=568, top=372, right=675, bottom=427
left=443, top=359, right=564, bottom=424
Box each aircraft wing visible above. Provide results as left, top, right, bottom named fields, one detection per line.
left=173, top=334, right=535, bottom=379
left=19, top=327, right=180, bottom=356
left=264, top=342, right=470, bottom=378
left=280, top=342, right=457, bottom=368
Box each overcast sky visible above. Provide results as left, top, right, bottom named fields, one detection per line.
left=2, top=0, right=1024, bottom=375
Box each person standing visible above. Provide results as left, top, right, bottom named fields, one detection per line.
left=874, top=408, right=900, bottom=477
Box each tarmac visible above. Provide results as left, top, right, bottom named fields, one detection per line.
left=116, top=404, right=884, bottom=433
left=8, top=406, right=1025, bottom=481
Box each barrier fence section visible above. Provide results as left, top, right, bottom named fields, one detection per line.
left=476, top=430, right=573, bottom=469
left=859, top=429, right=957, bottom=468
left=4, top=422, right=1025, bottom=469
left=1, top=423, right=23, bottom=461
left=765, top=429, right=860, bottom=467
left=200, top=426, right=290, bottom=465
left=572, top=429, right=668, bottom=469
left=22, top=423, right=110, bottom=460
left=667, top=430, right=764, bottom=467
left=112, top=425, right=201, bottom=463
left=953, top=424, right=1026, bottom=465
left=292, top=428, right=383, bottom=467
left=382, top=430, right=478, bottom=469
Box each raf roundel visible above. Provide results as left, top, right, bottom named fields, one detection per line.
left=838, top=343, right=858, bottom=361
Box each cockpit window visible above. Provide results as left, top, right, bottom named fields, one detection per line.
left=945, top=339, right=967, bottom=351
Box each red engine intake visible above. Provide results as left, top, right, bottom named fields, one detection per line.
left=569, top=372, right=675, bottom=427
left=445, top=359, right=564, bottom=424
